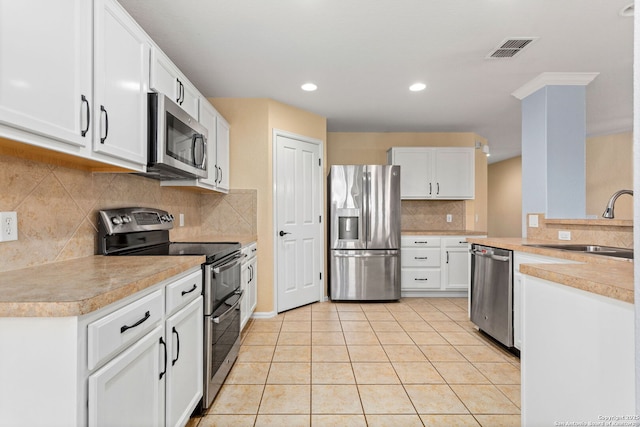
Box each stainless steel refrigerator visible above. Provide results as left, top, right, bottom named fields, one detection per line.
left=328, top=165, right=401, bottom=301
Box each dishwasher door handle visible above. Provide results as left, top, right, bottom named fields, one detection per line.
left=471, top=249, right=510, bottom=262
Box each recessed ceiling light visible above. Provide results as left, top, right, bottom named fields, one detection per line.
left=301, top=83, right=318, bottom=91
left=409, top=83, right=426, bottom=92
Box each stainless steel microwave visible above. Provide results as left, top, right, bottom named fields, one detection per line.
left=143, top=92, right=208, bottom=180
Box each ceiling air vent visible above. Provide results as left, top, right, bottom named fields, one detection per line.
left=486, top=38, right=538, bottom=59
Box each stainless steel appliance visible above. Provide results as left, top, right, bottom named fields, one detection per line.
left=142, top=92, right=208, bottom=180
left=470, top=244, right=514, bottom=347
left=328, top=165, right=401, bottom=301
left=98, top=207, right=242, bottom=411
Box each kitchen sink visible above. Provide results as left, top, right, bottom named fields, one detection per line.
left=524, top=244, right=633, bottom=259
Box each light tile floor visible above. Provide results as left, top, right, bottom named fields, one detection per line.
left=189, top=297, right=520, bottom=427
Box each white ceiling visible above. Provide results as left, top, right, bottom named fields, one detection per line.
left=118, top=0, right=634, bottom=163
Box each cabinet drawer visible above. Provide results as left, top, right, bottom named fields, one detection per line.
left=402, top=236, right=441, bottom=248
left=401, top=268, right=441, bottom=290
left=166, top=270, right=202, bottom=316
left=402, top=248, right=441, bottom=267
left=88, top=289, right=163, bottom=370
left=443, top=237, right=470, bottom=248
left=241, top=242, right=258, bottom=262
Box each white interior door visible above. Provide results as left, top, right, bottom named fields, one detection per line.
left=274, top=130, right=323, bottom=313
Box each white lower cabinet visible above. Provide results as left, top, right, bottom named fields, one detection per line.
left=513, top=251, right=577, bottom=350
left=87, top=268, right=202, bottom=427
left=401, top=235, right=477, bottom=296
left=165, top=297, right=203, bottom=427
left=88, top=325, right=165, bottom=427
left=0, top=267, right=204, bottom=427
left=240, top=242, right=258, bottom=330
left=521, top=274, right=634, bottom=426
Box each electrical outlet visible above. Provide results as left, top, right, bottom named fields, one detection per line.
left=179, top=213, right=185, bottom=227
left=0, top=212, right=18, bottom=242
left=558, top=230, right=571, bottom=241
left=528, top=214, right=539, bottom=228
left=446, top=214, right=452, bottom=223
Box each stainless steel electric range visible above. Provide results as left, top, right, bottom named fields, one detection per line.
left=98, top=207, right=243, bottom=412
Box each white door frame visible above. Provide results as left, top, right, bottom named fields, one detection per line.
left=272, top=128, right=324, bottom=313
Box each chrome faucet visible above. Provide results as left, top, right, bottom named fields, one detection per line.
left=602, top=189, right=633, bottom=219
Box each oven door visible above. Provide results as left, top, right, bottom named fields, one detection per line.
left=203, top=289, right=243, bottom=408
left=203, top=252, right=242, bottom=316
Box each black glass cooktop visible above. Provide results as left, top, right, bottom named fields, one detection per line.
left=121, top=242, right=240, bottom=263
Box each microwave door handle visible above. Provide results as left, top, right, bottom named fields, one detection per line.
left=192, top=134, right=206, bottom=167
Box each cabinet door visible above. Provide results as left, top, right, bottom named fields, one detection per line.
left=198, top=100, right=218, bottom=188
left=88, top=325, right=164, bottom=427
left=433, top=148, right=474, bottom=199
left=165, top=297, right=203, bottom=427
left=215, top=114, right=230, bottom=193
left=248, top=258, right=258, bottom=314
left=150, top=48, right=199, bottom=119
left=0, top=0, right=92, bottom=147
left=240, top=261, right=250, bottom=330
left=93, top=0, right=149, bottom=165
left=389, top=148, right=433, bottom=199
left=443, top=246, right=470, bottom=290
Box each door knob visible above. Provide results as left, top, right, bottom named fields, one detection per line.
left=279, top=230, right=291, bottom=237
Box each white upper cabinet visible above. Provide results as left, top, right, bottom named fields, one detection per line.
left=215, top=113, right=230, bottom=193
left=0, top=0, right=92, bottom=147
left=92, top=0, right=149, bottom=166
left=387, top=147, right=475, bottom=199
left=150, top=48, right=200, bottom=119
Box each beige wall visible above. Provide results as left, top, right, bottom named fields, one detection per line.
left=486, top=131, right=633, bottom=237
left=327, top=132, right=488, bottom=232
left=211, top=98, right=327, bottom=314
left=488, top=156, right=523, bottom=237
left=586, top=132, right=633, bottom=219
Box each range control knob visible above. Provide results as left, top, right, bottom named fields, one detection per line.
left=111, top=216, right=123, bottom=225
left=121, top=215, right=132, bottom=224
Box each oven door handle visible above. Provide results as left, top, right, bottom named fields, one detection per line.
left=212, top=290, right=244, bottom=324
left=213, top=253, right=243, bottom=274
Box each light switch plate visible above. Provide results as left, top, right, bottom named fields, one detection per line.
left=528, top=214, right=539, bottom=228
left=446, top=214, right=452, bottom=223
left=179, top=213, right=185, bottom=227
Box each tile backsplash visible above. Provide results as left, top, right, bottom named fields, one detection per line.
left=0, top=154, right=256, bottom=273
left=401, top=200, right=465, bottom=231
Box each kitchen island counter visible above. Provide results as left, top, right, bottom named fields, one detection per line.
left=0, top=255, right=205, bottom=317
left=466, top=237, right=633, bottom=303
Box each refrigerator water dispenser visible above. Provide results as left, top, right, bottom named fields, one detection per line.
left=338, top=216, right=359, bottom=240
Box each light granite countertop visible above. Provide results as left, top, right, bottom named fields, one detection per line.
left=0, top=234, right=258, bottom=318
left=466, top=237, right=633, bottom=304
left=0, top=255, right=205, bottom=317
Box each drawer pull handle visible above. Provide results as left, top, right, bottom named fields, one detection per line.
left=120, top=310, right=150, bottom=333
left=414, top=241, right=429, bottom=244
left=181, top=284, right=198, bottom=296
left=414, top=256, right=429, bottom=260
left=414, top=278, right=428, bottom=281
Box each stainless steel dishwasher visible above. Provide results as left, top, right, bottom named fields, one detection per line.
left=470, top=244, right=514, bottom=348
